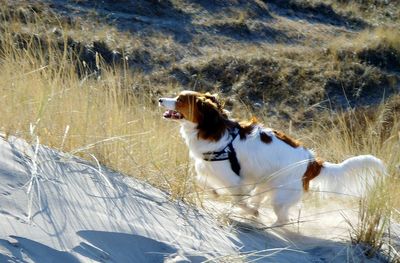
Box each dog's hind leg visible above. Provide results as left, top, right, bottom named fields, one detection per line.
left=248, top=182, right=270, bottom=212
left=272, top=204, right=290, bottom=226
left=271, top=184, right=302, bottom=225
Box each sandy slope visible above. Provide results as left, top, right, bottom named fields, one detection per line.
left=0, top=135, right=394, bottom=262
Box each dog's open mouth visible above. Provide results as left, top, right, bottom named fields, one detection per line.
left=163, top=110, right=184, bottom=120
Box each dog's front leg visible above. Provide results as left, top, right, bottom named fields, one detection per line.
left=194, top=161, right=222, bottom=199
left=247, top=182, right=270, bottom=212
left=195, top=174, right=220, bottom=199
left=229, top=187, right=259, bottom=217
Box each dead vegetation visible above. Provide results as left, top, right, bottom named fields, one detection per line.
left=305, top=98, right=400, bottom=261
left=1, top=1, right=398, bottom=126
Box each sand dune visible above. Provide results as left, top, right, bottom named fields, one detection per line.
left=0, top=135, right=395, bottom=262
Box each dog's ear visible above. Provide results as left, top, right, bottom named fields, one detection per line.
left=195, top=96, right=226, bottom=140
left=204, top=92, right=219, bottom=105
left=204, top=92, right=225, bottom=113
left=195, top=96, right=219, bottom=119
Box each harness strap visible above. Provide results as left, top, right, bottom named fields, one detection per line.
left=203, top=129, right=241, bottom=176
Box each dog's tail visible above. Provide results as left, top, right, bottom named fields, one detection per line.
left=309, top=155, right=386, bottom=197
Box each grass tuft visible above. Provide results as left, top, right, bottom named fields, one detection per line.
left=304, top=99, right=400, bottom=259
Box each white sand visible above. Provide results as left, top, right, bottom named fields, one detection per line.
left=0, top=135, right=396, bottom=262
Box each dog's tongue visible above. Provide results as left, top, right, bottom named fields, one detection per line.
left=163, top=110, right=173, bottom=118
left=163, top=110, right=182, bottom=119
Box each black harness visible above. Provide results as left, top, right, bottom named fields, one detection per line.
left=202, top=129, right=241, bottom=176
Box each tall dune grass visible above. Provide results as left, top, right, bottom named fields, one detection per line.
left=0, top=28, right=194, bottom=201
left=302, top=104, right=400, bottom=260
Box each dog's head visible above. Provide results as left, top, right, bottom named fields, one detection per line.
left=159, top=90, right=226, bottom=122
left=159, top=90, right=230, bottom=140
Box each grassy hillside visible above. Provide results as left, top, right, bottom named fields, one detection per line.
left=2, top=0, right=399, bottom=123
left=0, top=0, right=399, bottom=260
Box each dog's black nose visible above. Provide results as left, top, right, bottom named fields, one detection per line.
left=158, top=98, right=163, bottom=103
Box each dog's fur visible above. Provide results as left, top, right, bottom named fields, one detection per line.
left=159, top=91, right=386, bottom=224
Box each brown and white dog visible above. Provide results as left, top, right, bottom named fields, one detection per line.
left=159, top=90, right=385, bottom=225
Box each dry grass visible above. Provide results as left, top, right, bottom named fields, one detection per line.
left=300, top=101, right=400, bottom=260
left=0, top=27, right=194, bottom=201
left=2, top=1, right=398, bottom=125
left=298, top=0, right=400, bottom=26
left=328, top=26, right=400, bottom=64
left=330, top=0, right=400, bottom=25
